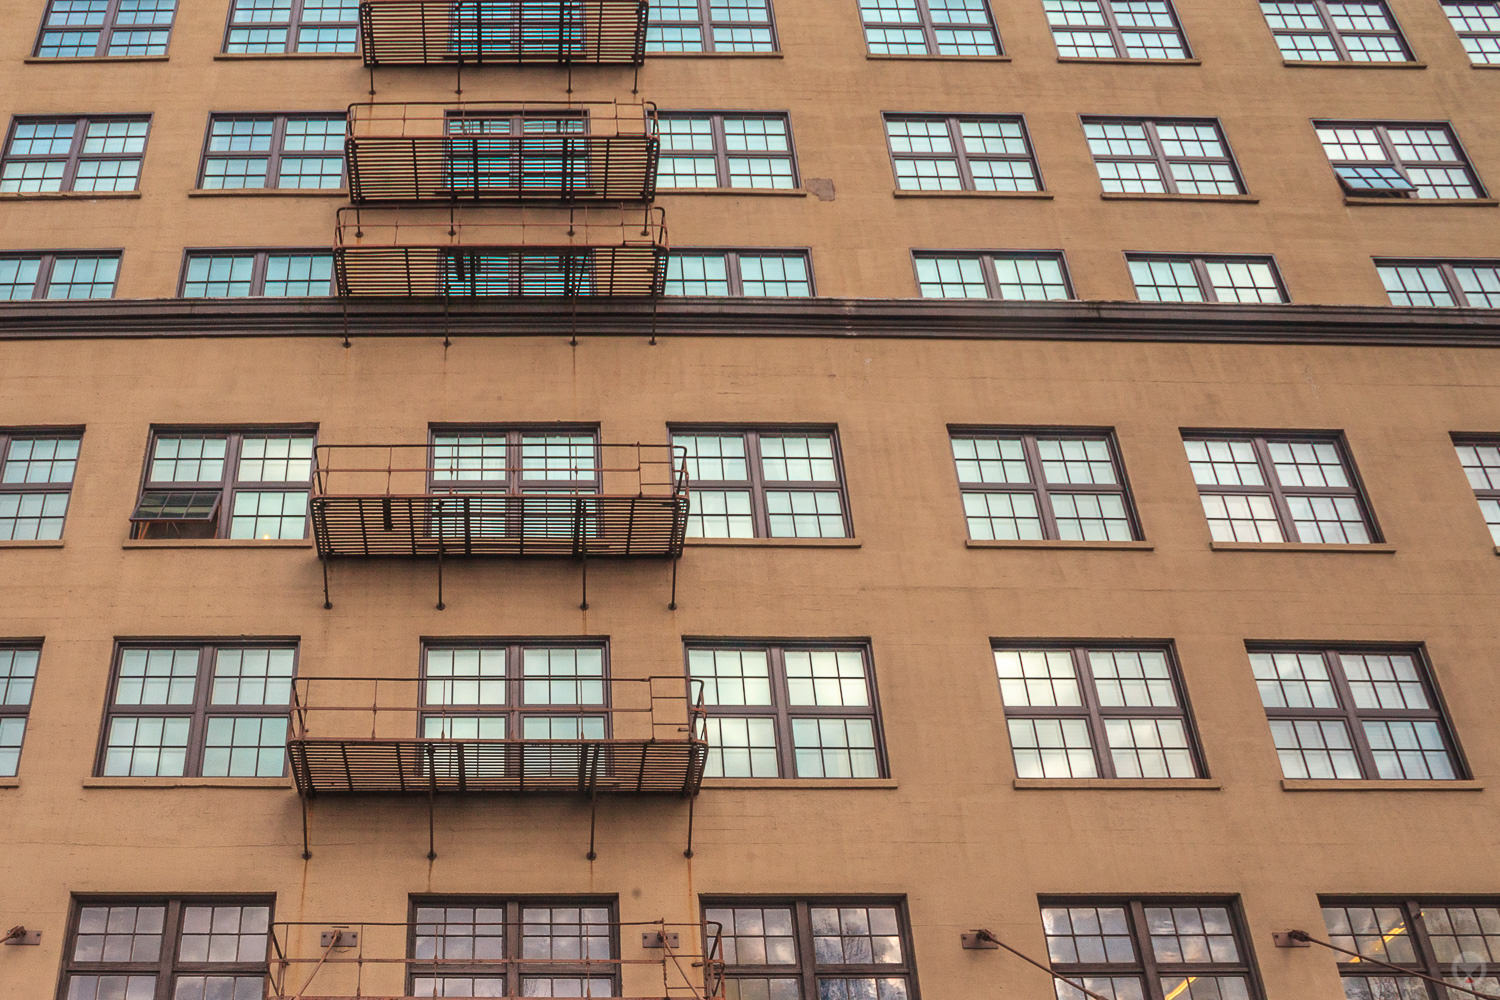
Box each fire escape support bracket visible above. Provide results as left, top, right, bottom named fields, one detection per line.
left=683, top=794, right=696, bottom=859
left=320, top=556, right=333, bottom=611
left=435, top=539, right=446, bottom=611
left=578, top=498, right=590, bottom=611
left=300, top=796, right=313, bottom=860
left=585, top=785, right=600, bottom=861
left=426, top=779, right=438, bottom=861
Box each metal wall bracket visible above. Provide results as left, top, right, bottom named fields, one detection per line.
left=961, top=932, right=999, bottom=950
left=642, top=931, right=680, bottom=949
left=2, top=927, right=40, bottom=946
left=321, top=930, right=358, bottom=949
left=1272, top=931, right=1310, bottom=949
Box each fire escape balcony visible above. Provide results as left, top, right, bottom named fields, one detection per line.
left=358, top=0, right=649, bottom=66
left=346, top=101, right=659, bottom=204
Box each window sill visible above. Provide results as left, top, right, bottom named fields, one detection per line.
left=1208, top=541, right=1395, bottom=553
left=0, top=540, right=65, bottom=549
left=657, top=188, right=808, bottom=197
left=188, top=188, right=348, bottom=198
left=82, top=777, right=293, bottom=789
left=966, top=539, right=1152, bottom=551
left=1281, top=778, right=1482, bottom=792
left=213, top=52, right=362, bottom=60
left=0, top=777, right=19, bottom=789
left=1343, top=196, right=1498, bottom=207
left=1013, top=778, right=1220, bottom=791
left=892, top=190, right=1052, bottom=200
left=122, top=538, right=313, bottom=549
left=1100, top=192, right=1258, bottom=203
left=24, top=55, right=171, bottom=63
left=645, top=50, right=783, bottom=58
left=1283, top=59, right=1426, bottom=69
left=1056, top=56, right=1201, bottom=66
left=0, top=191, right=140, bottom=200
left=701, top=777, right=898, bottom=789
left=865, top=53, right=1011, bottom=62
left=684, top=537, right=860, bottom=549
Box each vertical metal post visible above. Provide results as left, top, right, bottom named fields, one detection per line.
left=668, top=552, right=678, bottom=611
left=321, top=558, right=333, bottom=610
left=683, top=795, right=695, bottom=859
left=586, top=787, right=599, bottom=860
left=427, top=784, right=437, bottom=861
left=436, top=543, right=446, bottom=611
left=301, top=797, right=312, bottom=860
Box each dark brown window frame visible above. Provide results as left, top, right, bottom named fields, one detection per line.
left=1043, top=0, right=1193, bottom=60
left=1376, top=258, right=1500, bottom=308
left=1125, top=253, right=1290, bottom=304
left=1, top=114, right=152, bottom=193
left=222, top=0, right=359, bottom=54
left=1259, top=0, right=1413, bottom=62
left=33, top=0, right=178, bottom=58
left=0, top=640, right=41, bottom=778
left=856, top=0, right=1003, bottom=56
left=664, top=248, right=816, bottom=296
left=656, top=111, right=801, bottom=190
left=1080, top=116, right=1248, bottom=196
left=882, top=113, right=1043, bottom=193
left=178, top=248, right=335, bottom=297
left=425, top=423, right=602, bottom=495
left=1441, top=0, right=1500, bottom=65
left=196, top=112, right=347, bottom=191
left=646, top=0, right=780, bottom=52
left=419, top=637, right=613, bottom=738
left=910, top=249, right=1074, bottom=300
left=1452, top=432, right=1500, bottom=542
left=1318, top=895, right=1500, bottom=998
left=1314, top=119, right=1488, bottom=200
left=0, top=252, right=122, bottom=300
left=58, top=894, right=275, bottom=1000
left=0, top=425, right=84, bottom=541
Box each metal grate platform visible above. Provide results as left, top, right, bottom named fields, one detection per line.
left=358, top=0, right=648, bottom=65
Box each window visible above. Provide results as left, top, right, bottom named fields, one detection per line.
left=1040, top=898, right=1262, bottom=1000
left=1376, top=259, right=1500, bottom=308
left=0, top=645, right=39, bottom=777
left=1455, top=437, right=1500, bottom=543
left=1081, top=117, right=1246, bottom=195
left=670, top=426, right=852, bottom=539
left=859, top=0, right=1001, bottom=54
left=447, top=0, right=588, bottom=58
left=1042, top=0, right=1191, bottom=59
left=646, top=0, right=776, bottom=51
left=665, top=250, right=812, bottom=295
left=1315, top=122, right=1486, bottom=200
left=1182, top=433, right=1378, bottom=544
left=421, top=642, right=608, bottom=750
left=442, top=111, right=587, bottom=196
left=441, top=251, right=593, bottom=296
left=1259, top=1, right=1412, bottom=61
left=687, top=642, right=886, bottom=778
left=913, top=251, right=1072, bottom=300
left=1443, top=1, right=1500, bottom=64
left=180, top=251, right=333, bottom=297
left=950, top=429, right=1139, bottom=541
left=97, top=642, right=295, bottom=778
left=705, top=899, right=917, bottom=998
left=1, top=429, right=81, bottom=540
left=1250, top=645, right=1465, bottom=780
left=224, top=0, right=358, bottom=52
left=198, top=114, right=344, bottom=190
left=1127, top=254, right=1288, bottom=303
left=129, top=427, right=314, bottom=540
left=34, top=0, right=176, bottom=57
left=883, top=114, right=1041, bottom=192
left=59, top=897, right=272, bottom=1000
left=427, top=426, right=598, bottom=538
left=409, top=899, right=616, bottom=997
left=656, top=113, right=797, bottom=190
left=1, top=116, right=150, bottom=193
left=0, top=253, right=120, bottom=299
left=1319, top=899, right=1500, bottom=999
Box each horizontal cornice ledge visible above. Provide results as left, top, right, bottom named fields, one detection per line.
left=0, top=297, right=1498, bottom=346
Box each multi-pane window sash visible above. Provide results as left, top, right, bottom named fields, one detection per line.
left=859, top=0, right=1001, bottom=54
left=913, top=251, right=1072, bottom=300
left=1183, top=433, right=1378, bottom=544
left=224, top=0, right=358, bottom=53
left=97, top=643, right=296, bottom=778
left=198, top=114, right=345, bottom=190
left=0, top=253, right=120, bottom=299
left=1315, top=122, right=1486, bottom=200
left=427, top=426, right=599, bottom=539
left=1259, top=1, right=1412, bottom=62
left=951, top=429, right=1139, bottom=541
left=884, top=114, right=1041, bottom=192
left=1127, top=254, right=1288, bottom=304
left=1, top=116, right=150, bottom=193
left=706, top=899, right=917, bottom=999
left=664, top=250, right=812, bottom=296
left=34, top=0, right=176, bottom=57
left=442, top=111, right=588, bottom=195
left=1081, top=118, right=1246, bottom=195
left=130, top=427, right=315, bottom=540
left=994, top=645, right=1203, bottom=779
left=0, top=646, right=39, bottom=777
left=1443, top=1, right=1500, bottom=63
left=180, top=251, right=334, bottom=297
left=1, top=429, right=81, bottom=540
left=60, top=897, right=273, bottom=1000
left=1455, top=437, right=1500, bottom=544
left=646, top=0, right=777, bottom=51
left=1319, top=898, right=1500, bottom=1000
left=687, top=643, right=886, bottom=779
left=1042, top=0, right=1192, bottom=59
left=656, top=113, right=797, bottom=190
left=1376, top=259, right=1500, bottom=308
left=1251, top=646, right=1464, bottom=781
left=409, top=899, right=617, bottom=997
left=1041, top=898, right=1262, bottom=1000
left=671, top=426, right=852, bottom=538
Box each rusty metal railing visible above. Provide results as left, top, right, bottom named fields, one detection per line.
left=358, top=0, right=649, bottom=66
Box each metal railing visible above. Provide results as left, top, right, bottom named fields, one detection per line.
left=359, top=0, right=649, bottom=66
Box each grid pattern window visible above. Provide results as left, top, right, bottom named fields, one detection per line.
left=180, top=251, right=334, bottom=297
left=130, top=427, right=314, bottom=540
left=1376, top=260, right=1500, bottom=308
left=687, top=643, right=886, bottom=779
left=994, top=645, right=1203, bottom=780
left=1250, top=646, right=1465, bottom=781
left=427, top=426, right=599, bottom=539
left=198, top=114, right=345, bottom=190
left=97, top=643, right=295, bottom=778
left=884, top=115, right=1041, bottom=192
left=59, top=897, right=272, bottom=1000
left=0, top=645, right=39, bottom=777
left=1127, top=255, right=1288, bottom=303
left=409, top=899, right=617, bottom=997
left=224, top=0, right=358, bottom=52
left=34, top=0, right=177, bottom=57
left=420, top=642, right=609, bottom=748
left=1315, top=122, right=1486, bottom=200
left=1, top=116, right=150, bottom=193
left=706, top=899, right=917, bottom=999
left=1041, top=898, right=1262, bottom=1000
left=1443, top=2, right=1500, bottom=63
left=0, top=253, right=120, bottom=299
left=1082, top=118, right=1245, bottom=195
left=859, top=0, right=1001, bottom=54
left=1042, top=0, right=1191, bottom=59
left=1, top=430, right=81, bottom=541
left=656, top=113, right=797, bottom=190
left=951, top=429, right=1140, bottom=541
left=671, top=427, right=852, bottom=539
left=1182, top=433, right=1378, bottom=544
left=1319, top=899, right=1500, bottom=1000
left=665, top=250, right=813, bottom=296
left=1259, top=1, right=1412, bottom=61
left=914, top=251, right=1072, bottom=300
left=646, top=0, right=776, bottom=51
left=1455, top=437, right=1500, bottom=544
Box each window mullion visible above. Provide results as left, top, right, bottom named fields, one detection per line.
left=1404, top=901, right=1446, bottom=986
left=1141, top=121, right=1176, bottom=194
left=269, top=116, right=290, bottom=188
left=744, top=431, right=772, bottom=537
left=1190, top=258, right=1217, bottom=302
left=772, top=645, right=795, bottom=777
left=948, top=118, right=976, bottom=189
left=1073, top=646, right=1117, bottom=778
left=101, top=0, right=126, bottom=56
left=1323, top=650, right=1383, bottom=778
left=696, top=0, right=714, bottom=49
left=157, top=899, right=183, bottom=1000
left=1250, top=437, right=1299, bottom=539
left=1130, top=900, right=1165, bottom=1000
left=711, top=115, right=729, bottom=188
left=1439, top=263, right=1468, bottom=306
left=185, top=643, right=214, bottom=777
left=62, top=117, right=88, bottom=191
left=35, top=254, right=57, bottom=297
left=1021, top=435, right=1061, bottom=539
left=289, top=0, right=308, bottom=47
left=219, top=433, right=245, bottom=538
left=1316, top=0, right=1354, bottom=60
left=1103, top=0, right=1128, bottom=56
left=794, top=901, right=818, bottom=996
